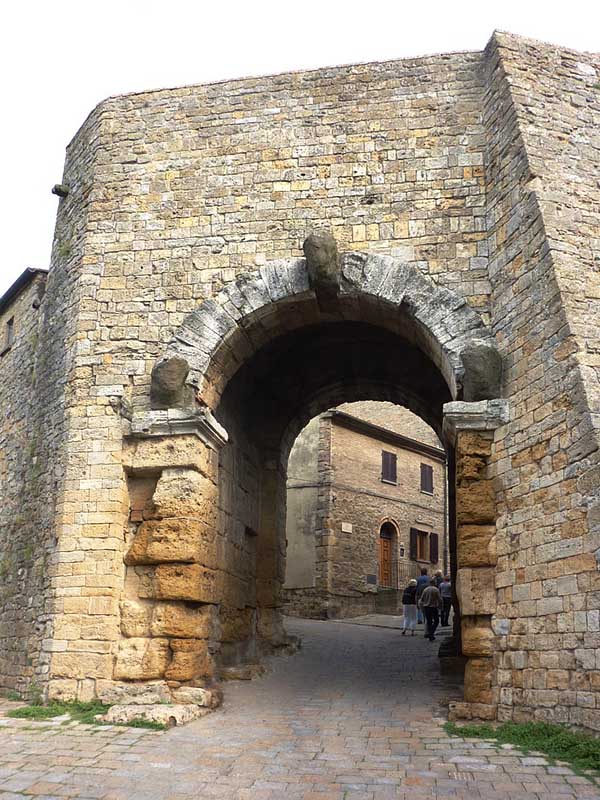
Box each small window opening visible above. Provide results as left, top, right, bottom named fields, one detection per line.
left=420, top=463, right=433, bottom=494
left=2, top=317, right=14, bottom=353
left=381, top=450, right=397, bottom=484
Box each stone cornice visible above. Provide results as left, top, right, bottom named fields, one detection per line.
left=127, top=408, right=229, bottom=449
left=442, top=399, right=510, bottom=444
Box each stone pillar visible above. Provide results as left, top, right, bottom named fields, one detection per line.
left=107, top=408, right=228, bottom=700
left=443, top=399, right=509, bottom=721
left=255, top=453, right=288, bottom=649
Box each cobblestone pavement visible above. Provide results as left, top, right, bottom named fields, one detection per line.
left=0, top=618, right=598, bottom=799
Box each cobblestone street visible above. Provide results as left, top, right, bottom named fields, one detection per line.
left=0, top=618, right=598, bottom=799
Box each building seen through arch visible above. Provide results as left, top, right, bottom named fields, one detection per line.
left=284, top=401, right=448, bottom=618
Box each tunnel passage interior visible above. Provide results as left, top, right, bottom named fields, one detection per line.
left=213, top=317, right=457, bottom=667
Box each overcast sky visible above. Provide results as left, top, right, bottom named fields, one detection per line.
left=1, top=0, right=598, bottom=296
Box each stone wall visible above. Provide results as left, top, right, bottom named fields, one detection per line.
left=481, top=34, right=600, bottom=730
left=285, top=415, right=320, bottom=589
left=0, top=272, right=48, bottom=694
left=34, top=48, right=489, bottom=700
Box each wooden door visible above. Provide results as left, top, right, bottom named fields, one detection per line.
left=379, top=528, right=393, bottom=587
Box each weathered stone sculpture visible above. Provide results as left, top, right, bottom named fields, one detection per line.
left=150, top=356, right=192, bottom=409
left=303, top=232, right=341, bottom=311
left=461, top=342, right=503, bottom=401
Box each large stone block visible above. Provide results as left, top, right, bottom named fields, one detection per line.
left=456, top=567, right=496, bottom=616
left=153, top=469, right=218, bottom=522
left=99, top=703, right=210, bottom=727
left=219, top=605, right=255, bottom=642
left=456, top=481, right=495, bottom=525
left=96, top=680, right=172, bottom=705
left=457, top=524, right=497, bottom=567
left=171, top=686, right=222, bottom=707
left=456, top=453, right=488, bottom=482
left=120, top=599, right=152, bottom=637
left=113, top=637, right=171, bottom=680
left=51, top=652, right=113, bottom=680
left=456, top=430, right=493, bottom=456
left=124, top=437, right=214, bottom=477
left=47, top=679, right=78, bottom=702
left=165, top=638, right=215, bottom=681
left=151, top=602, right=214, bottom=639
left=257, top=607, right=287, bottom=646
left=464, top=657, right=493, bottom=704
left=139, top=564, right=221, bottom=603
left=125, top=518, right=216, bottom=566
left=462, top=617, right=495, bottom=657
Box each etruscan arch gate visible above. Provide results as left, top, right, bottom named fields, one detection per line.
left=120, top=236, right=507, bottom=720
left=1, top=33, right=599, bottom=731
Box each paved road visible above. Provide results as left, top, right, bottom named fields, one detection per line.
left=0, top=618, right=597, bottom=799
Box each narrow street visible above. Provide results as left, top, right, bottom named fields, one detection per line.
left=0, top=618, right=597, bottom=799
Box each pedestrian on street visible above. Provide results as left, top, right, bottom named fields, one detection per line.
left=433, top=569, right=443, bottom=587
left=419, top=578, right=442, bottom=641
left=415, top=567, right=429, bottom=624
left=401, top=578, right=418, bottom=635
left=440, top=576, right=452, bottom=627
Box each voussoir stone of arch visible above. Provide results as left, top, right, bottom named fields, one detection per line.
left=156, top=251, right=500, bottom=408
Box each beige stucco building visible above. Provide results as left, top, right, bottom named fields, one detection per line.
left=284, top=402, right=447, bottom=618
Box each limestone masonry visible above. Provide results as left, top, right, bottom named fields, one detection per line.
left=0, top=31, right=599, bottom=729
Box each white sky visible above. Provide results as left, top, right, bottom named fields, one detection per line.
left=1, top=0, right=598, bottom=297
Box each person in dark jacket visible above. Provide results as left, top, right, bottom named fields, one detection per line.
left=415, top=568, right=429, bottom=624
left=401, top=578, right=418, bottom=635
left=419, top=578, right=442, bottom=641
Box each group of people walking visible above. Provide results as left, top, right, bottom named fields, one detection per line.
left=401, top=568, right=451, bottom=641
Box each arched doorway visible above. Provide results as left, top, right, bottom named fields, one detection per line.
left=136, top=237, right=505, bottom=717
left=378, top=521, right=397, bottom=589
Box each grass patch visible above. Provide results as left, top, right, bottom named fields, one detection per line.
left=7, top=700, right=167, bottom=731
left=8, top=700, right=110, bottom=724
left=445, top=720, right=600, bottom=777
left=123, top=718, right=167, bottom=731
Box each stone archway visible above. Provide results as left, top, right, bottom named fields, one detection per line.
left=151, top=234, right=501, bottom=412
left=123, top=235, right=507, bottom=719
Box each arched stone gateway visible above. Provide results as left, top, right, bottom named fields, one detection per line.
left=152, top=241, right=503, bottom=412
left=2, top=33, right=599, bottom=732
left=120, top=239, right=507, bottom=720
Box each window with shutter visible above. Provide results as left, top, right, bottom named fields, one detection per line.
left=409, top=528, right=418, bottom=560
left=420, top=463, right=433, bottom=494
left=381, top=450, right=397, bottom=484
left=429, top=532, right=439, bottom=564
